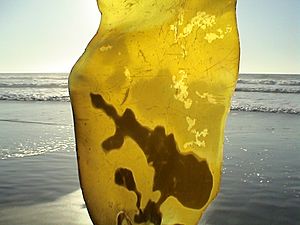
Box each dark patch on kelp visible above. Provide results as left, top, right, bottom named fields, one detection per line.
left=91, top=93, right=213, bottom=224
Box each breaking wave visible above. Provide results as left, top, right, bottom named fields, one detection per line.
left=231, top=105, right=300, bottom=115
left=1, top=73, right=299, bottom=115
left=235, top=87, right=300, bottom=94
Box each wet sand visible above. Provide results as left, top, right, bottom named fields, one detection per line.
left=0, top=101, right=299, bottom=225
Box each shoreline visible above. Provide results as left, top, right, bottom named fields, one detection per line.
left=1, top=99, right=300, bottom=116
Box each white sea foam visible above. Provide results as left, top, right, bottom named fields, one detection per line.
left=237, top=78, right=300, bottom=86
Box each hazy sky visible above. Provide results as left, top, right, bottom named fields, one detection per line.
left=0, top=0, right=299, bottom=74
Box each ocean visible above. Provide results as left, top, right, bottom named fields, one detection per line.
left=0, top=73, right=299, bottom=114
left=0, top=73, right=299, bottom=225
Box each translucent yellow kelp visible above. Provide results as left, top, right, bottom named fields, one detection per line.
left=69, top=0, right=239, bottom=224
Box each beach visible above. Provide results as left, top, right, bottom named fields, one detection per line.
left=0, top=100, right=299, bottom=225
left=201, top=111, right=300, bottom=225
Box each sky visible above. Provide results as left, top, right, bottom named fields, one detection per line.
left=0, top=0, right=299, bottom=74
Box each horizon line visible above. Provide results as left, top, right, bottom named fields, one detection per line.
left=0, top=72, right=299, bottom=75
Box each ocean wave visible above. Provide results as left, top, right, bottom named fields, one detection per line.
left=0, top=74, right=68, bottom=80
left=235, top=87, right=300, bottom=94
left=2, top=83, right=300, bottom=94
left=0, top=94, right=70, bottom=102
left=0, top=83, right=68, bottom=88
left=238, top=79, right=300, bottom=86
left=231, top=105, right=300, bottom=115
